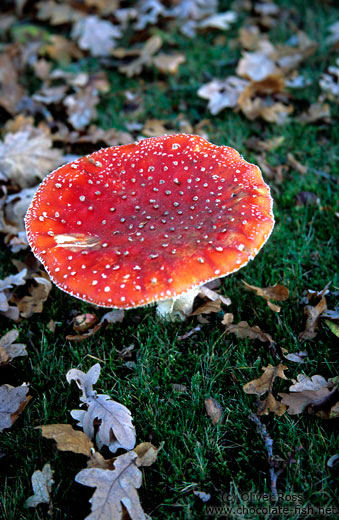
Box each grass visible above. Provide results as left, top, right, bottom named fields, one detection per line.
left=0, top=0, right=339, bottom=518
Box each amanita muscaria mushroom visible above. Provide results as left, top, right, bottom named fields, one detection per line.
left=25, top=134, right=274, bottom=320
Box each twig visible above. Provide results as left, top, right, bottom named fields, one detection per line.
left=249, top=414, right=300, bottom=500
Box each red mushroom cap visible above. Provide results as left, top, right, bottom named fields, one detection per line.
left=25, top=134, right=274, bottom=308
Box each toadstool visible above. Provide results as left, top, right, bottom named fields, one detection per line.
left=25, top=134, right=274, bottom=320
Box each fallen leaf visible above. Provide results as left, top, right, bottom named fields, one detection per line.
left=66, top=309, right=124, bottom=341
left=0, top=128, right=64, bottom=188
left=37, top=0, right=82, bottom=25
left=197, top=77, right=248, bottom=115
left=289, top=373, right=330, bottom=392
left=75, top=451, right=146, bottom=519
left=0, top=47, right=26, bottom=115
left=73, top=314, right=98, bottom=333
left=226, top=321, right=275, bottom=344
left=257, top=392, right=287, bottom=416
left=298, top=102, right=331, bottom=123
left=191, top=299, right=223, bottom=315
left=256, top=154, right=285, bottom=184
left=171, top=383, right=188, bottom=393
left=295, top=191, right=319, bottom=206
left=221, top=313, right=234, bottom=326
left=243, top=364, right=288, bottom=396
left=0, top=329, right=27, bottom=365
left=64, top=86, right=99, bottom=130
left=67, top=364, right=136, bottom=453
left=14, top=272, right=52, bottom=318
left=134, top=442, right=160, bottom=467
left=324, top=319, right=339, bottom=338
left=153, top=53, right=186, bottom=74
left=198, top=11, right=237, bottom=30
left=299, top=295, right=327, bottom=340
left=287, top=153, right=308, bottom=175
left=246, top=135, right=285, bottom=152
left=319, top=58, right=339, bottom=101
left=281, top=348, right=308, bottom=363
left=0, top=384, right=31, bottom=432
left=279, top=386, right=338, bottom=417
left=205, top=397, right=223, bottom=425
left=39, top=424, right=94, bottom=456
left=243, top=281, right=289, bottom=312
left=72, top=15, right=122, bottom=57
left=118, top=35, right=162, bottom=77
left=237, top=51, right=276, bottom=81
left=25, top=463, right=54, bottom=509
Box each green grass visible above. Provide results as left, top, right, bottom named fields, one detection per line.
left=0, top=0, right=339, bottom=518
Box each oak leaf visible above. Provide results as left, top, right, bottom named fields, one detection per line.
left=205, top=398, right=223, bottom=425
left=242, top=281, right=289, bottom=312
left=39, top=424, right=94, bottom=456
left=75, top=451, right=145, bottom=520
left=25, top=464, right=54, bottom=509
left=0, top=329, right=27, bottom=365
left=0, top=384, right=31, bottom=432
left=67, top=364, right=136, bottom=453
left=72, top=15, right=122, bottom=57
left=226, top=321, right=274, bottom=344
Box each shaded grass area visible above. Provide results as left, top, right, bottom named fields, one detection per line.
left=0, top=0, right=338, bottom=518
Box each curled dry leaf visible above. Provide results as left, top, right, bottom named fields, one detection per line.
left=67, top=364, right=136, bottom=453
left=153, top=53, right=186, bottom=74
left=0, top=48, right=26, bottom=115
left=242, top=281, right=289, bottom=312
left=39, top=424, right=94, bottom=456
left=66, top=309, right=124, bottom=341
left=205, top=397, right=223, bottom=425
left=14, top=272, right=52, bottom=319
left=25, top=463, right=54, bottom=509
left=281, top=348, right=308, bottom=363
left=0, top=329, right=27, bottom=365
left=197, top=77, right=248, bottom=115
left=117, top=35, right=162, bottom=77
left=134, top=442, right=161, bottom=467
left=0, top=384, right=31, bottom=432
left=75, top=451, right=146, bottom=520
left=299, top=295, right=327, bottom=340
left=226, top=320, right=274, bottom=345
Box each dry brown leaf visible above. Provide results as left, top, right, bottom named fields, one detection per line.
left=73, top=314, right=98, bottom=333
left=0, top=48, right=26, bottom=115
left=134, top=442, right=160, bottom=467
left=0, top=128, right=64, bottom=188
left=119, top=35, right=162, bottom=77
left=256, top=154, right=285, bottom=184
left=243, top=281, right=289, bottom=312
left=142, top=119, right=175, bottom=137
left=39, top=424, right=94, bottom=456
left=37, top=0, right=82, bottom=25
left=243, top=364, right=288, bottom=396
left=299, top=295, right=327, bottom=340
left=246, top=135, right=285, bottom=152
left=87, top=451, right=115, bottom=470
left=14, top=272, right=52, bottom=318
left=298, top=102, right=331, bottom=123
left=281, top=348, right=308, bottom=363
left=75, top=451, right=145, bottom=519
left=221, top=313, right=234, bottom=326
left=257, top=392, right=287, bottom=416
left=43, top=34, right=84, bottom=63
left=191, top=299, right=223, bottom=315
left=64, top=86, right=99, bottom=130
left=287, top=153, right=308, bottom=174
left=226, top=321, right=274, bottom=344
left=153, top=53, right=186, bottom=74
left=68, top=125, right=133, bottom=146
left=66, top=309, right=124, bottom=341
left=205, top=397, right=223, bottom=425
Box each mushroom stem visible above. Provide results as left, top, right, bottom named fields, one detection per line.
left=156, top=287, right=200, bottom=321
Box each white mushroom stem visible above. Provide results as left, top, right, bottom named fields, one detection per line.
left=156, top=287, right=200, bottom=321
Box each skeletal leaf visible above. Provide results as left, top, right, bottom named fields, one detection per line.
left=67, top=364, right=136, bottom=453
left=39, top=424, right=94, bottom=456
left=25, top=463, right=54, bottom=508
left=0, top=384, right=30, bottom=432
left=75, top=451, right=145, bottom=520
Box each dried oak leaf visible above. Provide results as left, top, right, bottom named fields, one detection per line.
left=75, top=451, right=145, bottom=520
left=279, top=374, right=338, bottom=418
left=299, top=295, right=327, bottom=340
left=37, top=0, right=83, bottom=25
left=43, top=35, right=83, bottom=63
left=14, top=272, right=52, bottom=319
left=39, top=424, right=94, bottom=456
left=67, top=364, right=135, bottom=453
left=64, top=86, right=99, bottom=130
left=0, top=128, right=64, bottom=188
left=226, top=321, right=274, bottom=344
left=244, top=364, right=288, bottom=396
left=0, top=268, right=28, bottom=321
left=243, top=281, right=289, bottom=312
left=0, top=384, right=31, bottom=432
left=197, top=77, right=249, bottom=115
left=0, top=48, right=26, bottom=115
left=118, top=35, right=162, bottom=77
left=0, top=329, right=27, bottom=365
left=244, top=364, right=288, bottom=416
left=281, top=348, right=308, bottom=363
left=236, top=51, right=276, bottom=82
left=25, top=463, right=54, bottom=509
left=205, top=397, right=223, bottom=425
left=72, top=15, right=122, bottom=57
left=66, top=309, right=124, bottom=341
